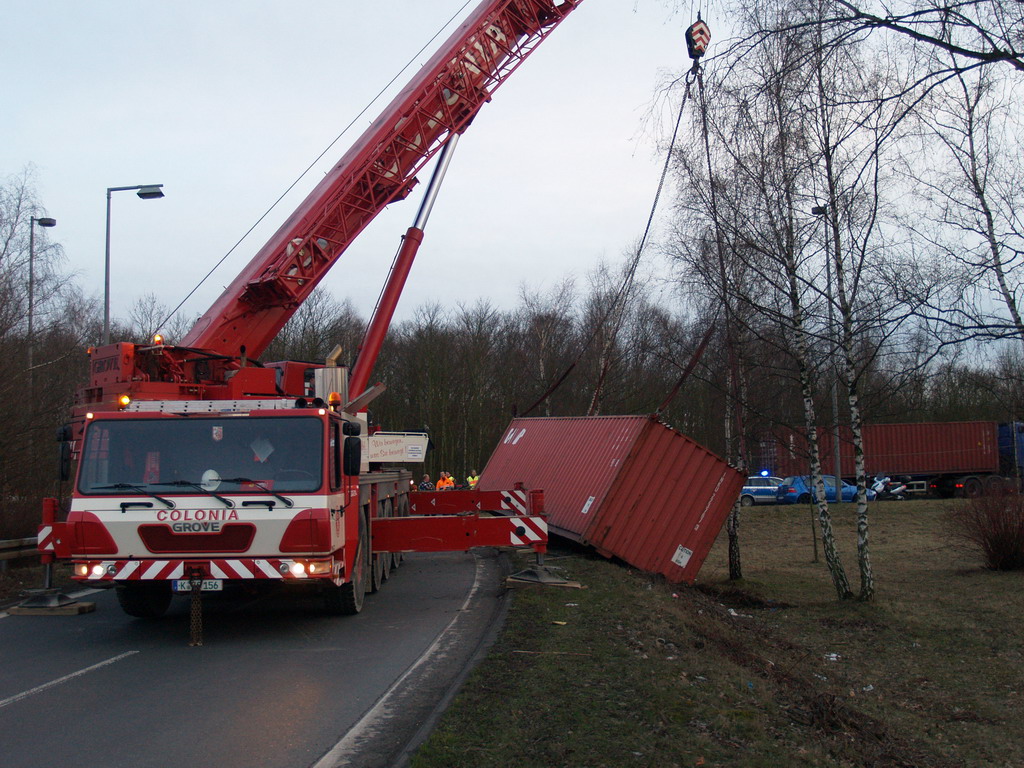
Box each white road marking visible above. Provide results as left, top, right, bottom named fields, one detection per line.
left=311, top=557, right=486, bottom=768
left=0, top=651, right=139, bottom=710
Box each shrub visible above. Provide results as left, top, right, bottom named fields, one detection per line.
left=949, top=492, right=1024, bottom=571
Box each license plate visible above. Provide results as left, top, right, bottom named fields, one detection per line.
left=172, top=579, right=223, bottom=593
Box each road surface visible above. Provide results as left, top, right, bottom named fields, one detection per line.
left=0, top=550, right=508, bottom=768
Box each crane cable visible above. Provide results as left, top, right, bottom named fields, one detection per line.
left=656, top=15, right=727, bottom=416
left=584, top=59, right=699, bottom=415
left=523, top=18, right=711, bottom=417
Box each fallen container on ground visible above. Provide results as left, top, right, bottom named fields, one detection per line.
left=479, top=415, right=743, bottom=583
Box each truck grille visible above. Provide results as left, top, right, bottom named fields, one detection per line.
left=138, top=523, right=256, bottom=553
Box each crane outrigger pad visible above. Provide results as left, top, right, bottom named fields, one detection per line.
left=505, top=565, right=579, bottom=587
left=8, top=589, right=95, bottom=615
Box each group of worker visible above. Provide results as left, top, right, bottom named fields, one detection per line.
left=418, top=470, right=479, bottom=491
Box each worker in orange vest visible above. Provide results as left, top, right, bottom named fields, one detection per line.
left=437, top=472, right=454, bottom=490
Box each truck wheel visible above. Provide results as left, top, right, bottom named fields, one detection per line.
left=371, top=553, right=385, bottom=593
left=985, top=475, right=1006, bottom=494
left=393, top=494, right=409, bottom=569
left=327, top=512, right=368, bottom=615
left=740, top=494, right=754, bottom=507
left=962, top=477, right=984, bottom=498
left=116, top=582, right=171, bottom=618
left=378, top=498, right=393, bottom=584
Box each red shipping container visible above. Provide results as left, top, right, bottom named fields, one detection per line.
left=769, top=421, right=1000, bottom=477
left=479, top=415, right=744, bottom=583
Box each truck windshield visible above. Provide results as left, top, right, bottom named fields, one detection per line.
left=78, top=416, right=323, bottom=495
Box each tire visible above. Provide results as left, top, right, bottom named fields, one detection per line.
left=370, top=501, right=386, bottom=594
left=740, top=495, right=754, bottom=507
left=379, top=498, right=393, bottom=583
left=798, top=493, right=812, bottom=504
left=962, top=476, right=984, bottom=498
left=325, top=511, right=368, bottom=615
left=371, top=554, right=385, bottom=593
left=395, top=494, right=410, bottom=567
left=984, top=475, right=1006, bottom=494
left=116, top=582, right=172, bottom=618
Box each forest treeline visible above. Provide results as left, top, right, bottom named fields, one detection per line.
left=3, top=0, right=1024, bottom=556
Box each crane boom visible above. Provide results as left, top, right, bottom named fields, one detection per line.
left=183, top=0, right=582, bottom=360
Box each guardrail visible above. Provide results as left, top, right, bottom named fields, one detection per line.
left=0, top=537, right=39, bottom=563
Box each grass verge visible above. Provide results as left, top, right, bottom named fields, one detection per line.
left=411, top=499, right=1024, bottom=767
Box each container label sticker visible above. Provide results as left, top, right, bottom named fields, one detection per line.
left=672, top=546, right=693, bottom=568
left=580, top=495, right=596, bottom=515
left=503, top=427, right=527, bottom=445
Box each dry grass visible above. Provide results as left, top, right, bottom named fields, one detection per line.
left=700, top=499, right=1024, bottom=765
left=413, top=499, right=1024, bottom=767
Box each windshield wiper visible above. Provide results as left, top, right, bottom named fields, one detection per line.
left=153, top=480, right=235, bottom=508
left=93, top=483, right=174, bottom=509
left=220, top=477, right=293, bottom=508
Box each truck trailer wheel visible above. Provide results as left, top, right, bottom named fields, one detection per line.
left=326, top=512, right=368, bottom=615
left=393, top=494, right=409, bottom=569
left=371, top=553, right=385, bottom=594
left=380, top=498, right=393, bottom=582
left=115, top=582, right=172, bottom=618
left=961, top=476, right=984, bottom=498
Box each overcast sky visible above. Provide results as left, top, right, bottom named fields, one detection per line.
left=4, top=0, right=709, bottom=335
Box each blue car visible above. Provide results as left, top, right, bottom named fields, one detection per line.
left=776, top=475, right=877, bottom=504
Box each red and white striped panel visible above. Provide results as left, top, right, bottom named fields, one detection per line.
left=501, top=489, right=528, bottom=515
left=509, top=515, right=547, bottom=547
left=82, top=559, right=305, bottom=581
left=37, top=526, right=54, bottom=553
left=210, top=559, right=294, bottom=580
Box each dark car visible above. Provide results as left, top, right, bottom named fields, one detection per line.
left=776, top=475, right=877, bottom=504
left=739, top=475, right=784, bottom=506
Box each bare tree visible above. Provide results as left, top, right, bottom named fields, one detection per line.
left=0, top=169, right=94, bottom=537
left=904, top=60, right=1024, bottom=350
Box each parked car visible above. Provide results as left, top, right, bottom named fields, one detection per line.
left=776, top=475, right=877, bottom=504
left=739, top=475, right=784, bottom=506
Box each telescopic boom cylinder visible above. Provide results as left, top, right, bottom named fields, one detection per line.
left=349, top=136, right=461, bottom=397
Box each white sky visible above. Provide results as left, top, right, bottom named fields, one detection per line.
left=3, top=0, right=712, bottom=334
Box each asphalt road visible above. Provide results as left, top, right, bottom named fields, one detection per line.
left=0, top=550, right=508, bottom=768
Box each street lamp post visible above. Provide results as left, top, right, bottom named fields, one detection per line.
left=28, top=215, right=57, bottom=391
left=104, top=184, right=165, bottom=344
left=812, top=204, right=843, bottom=501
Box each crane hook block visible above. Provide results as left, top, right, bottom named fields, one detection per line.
left=685, top=19, right=711, bottom=59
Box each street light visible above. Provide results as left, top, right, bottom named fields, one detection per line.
left=28, top=215, right=57, bottom=390
left=812, top=203, right=843, bottom=501
left=104, top=184, right=165, bottom=344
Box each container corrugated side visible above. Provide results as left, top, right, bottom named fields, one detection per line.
left=480, top=416, right=743, bottom=583
left=863, top=422, right=999, bottom=475
left=769, top=421, right=1000, bottom=477
left=479, top=416, right=648, bottom=541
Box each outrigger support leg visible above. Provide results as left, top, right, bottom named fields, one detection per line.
left=9, top=497, right=95, bottom=615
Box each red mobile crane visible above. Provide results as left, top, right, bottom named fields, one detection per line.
left=39, top=0, right=584, bottom=617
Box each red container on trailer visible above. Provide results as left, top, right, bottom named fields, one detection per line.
left=479, top=415, right=744, bottom=584
left=769, top=421, right=1001, bottom=477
